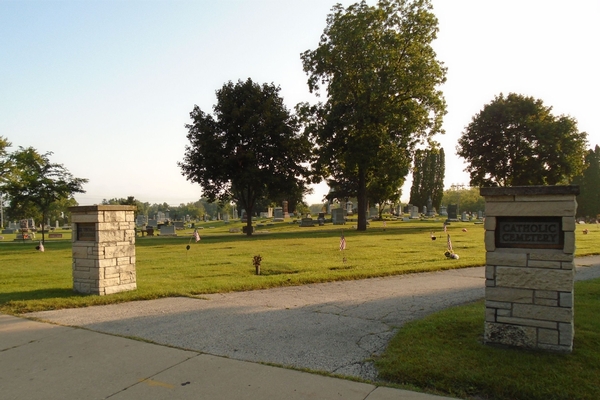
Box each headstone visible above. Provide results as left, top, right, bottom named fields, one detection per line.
left=233, top=208, right=239, bottom=219
left=427, top=196, right=433, bottom=212
left=478, top=210, right=483, bottom=219
left=282, top=201, right=289, bottom=218
left=410, top=206, right=419, bottom=219
left=159, top=225, right=177, bottom=236
left=173, top=221, right=185, bottom=230
left=223, top=214, right=230, bottom=223
left=461, top=211, right=469, bottom=222
left=2, top=229, right=15, bottom=234
left=55, top=220, right=60, bottom=229
left=299, top=218, right=315, bottom=227
left=267, top=207, right=273, bottom=218
left=317, top=212, right=325, bottom=226
left=136, top=215, right=147, bottom=226
left=370, top=207, right=378, bottom=218
left=332, top=208, right=345, bottom=225
left=147, top=219, right=158, bottom=228
left=346, top=201, right=353, bottom=215
left=440, top=206, right=448, bottom=216
left=422, top=205, right=428, bottom=216
left=273, top=207, right=284, bottom=221
left=447, top=204, right=458, bottom=220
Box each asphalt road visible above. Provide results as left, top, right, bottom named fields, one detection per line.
left=26, top=256, right=600, bottom=381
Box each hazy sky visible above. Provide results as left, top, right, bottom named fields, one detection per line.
left=1, top=0, right=598, bottom=207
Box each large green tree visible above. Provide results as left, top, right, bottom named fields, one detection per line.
left=409, top=146, right=445, bottom=210
left=179, top=78, right=312, bottom=235
left=573, top=145, right=600, bottom=218
left=2, top=147, right=87, bottom=243
left=300, top=0, right=446, bottom=231
left=457, top=93, right=588, bottom=187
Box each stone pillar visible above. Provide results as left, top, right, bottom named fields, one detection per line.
left=480, top=186, right=579, bottom=352
left=69, top=205, right=137, bottom=295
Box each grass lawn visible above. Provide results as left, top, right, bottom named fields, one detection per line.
left=1, top=218, right=599, bottom=399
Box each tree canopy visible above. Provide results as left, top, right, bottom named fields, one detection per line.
left=409, top=146, right=445, bottom=210
left=573, top=145, right=600, bottom=219
left=300, top=0, right=446, bottom=230
left=179, top=78, right=311, bottom=235
left=457, top=93, right=588, bottom=187
left=1, top=146, right=88, bottom=242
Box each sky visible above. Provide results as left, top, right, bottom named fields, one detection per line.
left=1, top=0, right=598, bottom=207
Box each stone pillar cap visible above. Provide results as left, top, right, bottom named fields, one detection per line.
left=480, top=185, right=579, bottom=196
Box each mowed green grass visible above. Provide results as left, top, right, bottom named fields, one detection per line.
left=0, top=219, right=482, bottom=313
left=376, top=278, right=600, bottom=400
left=0, top=219, right=598, bottom=315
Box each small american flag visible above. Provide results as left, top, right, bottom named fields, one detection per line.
left=193, top=229, right=201, bottom=242
left=443, top=223, right=447, bottom=233
left=447, top=234, right=453, bottom=252
left=339, top=233, right=346, bottom=251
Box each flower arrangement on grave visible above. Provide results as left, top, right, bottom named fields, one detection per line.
left=253, top=254, right=262, bottom=275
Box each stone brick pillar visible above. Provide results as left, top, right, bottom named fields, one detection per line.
left=69, top=205, right=137, bottom=295
left=480, top=186, right=578, bottom=352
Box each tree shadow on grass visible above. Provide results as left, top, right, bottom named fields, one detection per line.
left=0, top=288, right=85, bottom=307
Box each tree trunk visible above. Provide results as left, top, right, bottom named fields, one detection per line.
left=357, top=168, right=368, bottom=231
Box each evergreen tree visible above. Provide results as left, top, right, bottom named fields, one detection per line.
left=574, top=145, right=600, bottom=219
left=409, top=147, right=445, bottom=210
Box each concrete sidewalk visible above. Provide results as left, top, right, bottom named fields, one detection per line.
left=1, top=314, right=453, bottom=400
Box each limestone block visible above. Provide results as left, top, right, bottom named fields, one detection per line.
left=485, top=201, right=576, bottom=217
left=561, top=261, right=575, bottom=270
left=535, top=298, right=558, bottom=307
left=486, top=308, right=496, bottom=322
left=73, top=258, right=97, bottom=268
left=98, top=258, right=117, bottom=268
left=98, top=230, right=125, bottom=243
left=486, top=279, right=495, bottom=287
left=104, top=211, right=127, bottom=222
left=538, top=328, right=559, bottom=345
left=535, top=290, right=558, bottom=299
left=484, top=196, right=515, bottom=203
left=486, top=287, right=533, bottom=303
left=72, top=246, right=91, bottom=258
left=104, top=282, right=137, bottom=295
left=496, top=316, right=558, bottom=329
left=497, top=309, right=511, bottom=317
left=514, top=195, right=575, bottom=202
left=512, top=303, right=572, bottom=323
left=528, top=252, right=573, bottom=262
left=527, top=260, right=561, bottom=269
left=485, top=231, right=496, bottom=251
left=563, top=232, right=575, bottom=254
left=562, top=217, right=576, bottom=232
left=487, top=252, right=527, bottom=267
left=559, top=322, right=573, bottom=345
left=485, top=300, right=513, bottom=309
left=484, top=322, right=536, bottom=348
left=484, top=216, right=496, bottom=231
left=559, top=292, right=573, bottom=308
left=116, top=256, right=131, bottom=265
left=495, top=266, right=573, bottom=291
left=485, top=265, right=495, bottom=280
left=98, top=222, right=120, bottom=231
left=98, top=278, right=121, bottom=288
left=71, top=212, right=103, bottom=223
left=538, top=343, right=571, bottom=353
